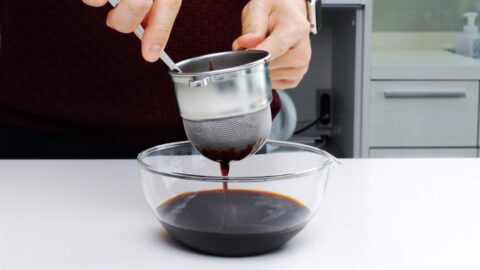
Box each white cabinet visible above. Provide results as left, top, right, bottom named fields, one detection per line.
left=364, top=49, right=480, bottom=158
left=369, top=81, right=479, bottom=147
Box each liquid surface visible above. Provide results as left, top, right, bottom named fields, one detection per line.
left=157, top=189, right=310, bottom=256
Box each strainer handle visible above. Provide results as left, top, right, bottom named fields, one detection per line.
left=107, top=0, right=182, bottom=73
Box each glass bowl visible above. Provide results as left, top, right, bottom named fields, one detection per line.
left=137, top=140, right=339, bottom=256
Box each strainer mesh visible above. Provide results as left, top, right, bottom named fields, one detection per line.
left=183, top=107, right=272, bottom=162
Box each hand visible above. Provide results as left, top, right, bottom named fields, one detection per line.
left=232, top=0, right=312, bottom=90
left=83, top=0, right=182, bottom=62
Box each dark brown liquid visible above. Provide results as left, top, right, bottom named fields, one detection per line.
left=220, top=161, right=229, bottom=191
left=196, top=140, right=267, bottom=229
left=157, top=189, right=310, bottom=256
left=220, top=161, right=229, bottom=228
left=183, top=122, right=288, bottom=255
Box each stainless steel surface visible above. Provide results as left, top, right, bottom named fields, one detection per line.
left=107, top=0, right=181, bottom=72
left=384, top=91, right=467, bottom=99
left=169, top=50, right=272, bottom=162
left=170, top=50, right=272, bottom=121
left=290, top=8, right=364, bottom=158
left=183, top=107, right=272, bottom=162
left=307, top=0, right=320, bottom=34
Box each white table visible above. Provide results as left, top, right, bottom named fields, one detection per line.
left=1, top=159, right=480, bottom=270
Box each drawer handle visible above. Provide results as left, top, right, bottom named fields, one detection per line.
left=384, top=91, right=467, bottom=99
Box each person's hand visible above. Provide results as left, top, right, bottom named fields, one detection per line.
left=82, top=0, right=182, bottom=62
left=232, top=0, right=312, bottom=90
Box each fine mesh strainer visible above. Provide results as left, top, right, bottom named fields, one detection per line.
left=183, top=107, right=272, bottom=162
left=169, top=50, right=272, bottom=162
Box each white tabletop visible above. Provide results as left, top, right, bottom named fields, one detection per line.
left=1, top=159, right=480, bottom=270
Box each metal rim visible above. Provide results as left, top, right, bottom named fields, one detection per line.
left=181, top=103, right=271, bottom=122
left=137, top=140, right=340, bottom=183
left=169, top=50, right=271, bottom=78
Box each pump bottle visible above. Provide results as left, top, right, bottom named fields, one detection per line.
left=456, top=12, right=480, bottom=59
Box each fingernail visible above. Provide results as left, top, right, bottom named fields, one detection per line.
left=146, top=45, right=162, bottom=62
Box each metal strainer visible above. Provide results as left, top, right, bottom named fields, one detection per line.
left=183, top=107, right=272, bottom=162
left=169, top=50, right=272, bottom=162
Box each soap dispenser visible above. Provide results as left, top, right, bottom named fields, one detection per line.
left=456, top=12, right=480, bottom=59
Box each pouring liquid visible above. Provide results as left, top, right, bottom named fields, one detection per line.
left=220, top=161, right=229, bottom=228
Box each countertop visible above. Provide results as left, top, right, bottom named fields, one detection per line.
left=372, top=49, right=480, bottom=80
left=1, top=159, right=480, bottom=270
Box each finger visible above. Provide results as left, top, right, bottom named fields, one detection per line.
left=256, top=17, right=310, bottom=60
left=241, top=0, right=271, bottom=36
left=142, top=0, right=182, bottom=62
left=272, top=79, right=299, bottom=90
left=269, top=40, right=311, bottom=70
left=232, top=0, right=271, bottom=50
left=270, top=67, right=308, bottom=82
left=82, top=0, right=108, bottom=7
left=232, top=33, right=265, bottom=51
left=106, top=0, right=153, bottom=33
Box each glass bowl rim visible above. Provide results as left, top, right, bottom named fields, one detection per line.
left=137, top=140, right=340, bottom=183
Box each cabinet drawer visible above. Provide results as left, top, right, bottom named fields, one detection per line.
left=369, top=81, right=479, bottom=147
left=369, top=148, right=478, bottom=158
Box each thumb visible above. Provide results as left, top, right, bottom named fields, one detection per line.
left=232, top=0, right=270, bottom=50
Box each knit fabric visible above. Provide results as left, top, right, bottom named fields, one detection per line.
left=0, top=0, right=280, bottom=148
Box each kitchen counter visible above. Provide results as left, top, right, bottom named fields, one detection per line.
left=372, top=49, right=480, bottom=80
left=1, top=159, right=480, bottom=270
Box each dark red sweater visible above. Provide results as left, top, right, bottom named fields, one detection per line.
left=0, top=0, right=279, bottom=147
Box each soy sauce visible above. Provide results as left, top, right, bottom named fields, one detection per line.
left=196, top=140, right=266, bottom=202
left=157, top=189, right=310, bottom=256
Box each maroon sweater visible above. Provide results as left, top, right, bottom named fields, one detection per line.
left=0, top=0, right=279, bottom=147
